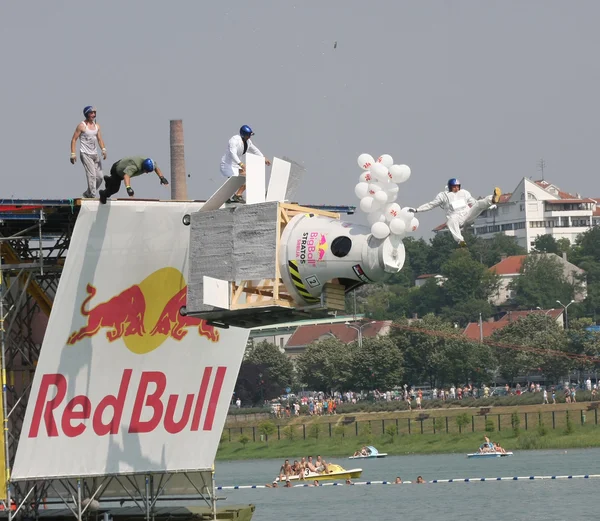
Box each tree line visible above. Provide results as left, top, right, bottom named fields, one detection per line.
left=234, top=313, right=600, bottom=404
left=355, top=227, right=600, bottom=326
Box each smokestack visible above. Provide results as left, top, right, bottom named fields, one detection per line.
left=170, top=120, right=188, bottom=200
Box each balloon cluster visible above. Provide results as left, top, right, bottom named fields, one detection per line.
left=355, top=154, right=419, bottom=240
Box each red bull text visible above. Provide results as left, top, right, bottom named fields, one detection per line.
left=28, top=366, right=226, bottom=438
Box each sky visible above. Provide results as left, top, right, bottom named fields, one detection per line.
left=2, top=0, right=600, bottom=238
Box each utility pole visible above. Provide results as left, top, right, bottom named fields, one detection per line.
left=537, top=158, right=546, bottom=181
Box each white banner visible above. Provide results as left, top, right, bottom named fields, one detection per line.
left=12, top=201, right=249, bottom=480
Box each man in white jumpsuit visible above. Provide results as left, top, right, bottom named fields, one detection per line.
left=220, top=125, right=271, bottom=203
left=70, top=106, right=107, bottom=198
left=409, top=178, right=501, bottom=247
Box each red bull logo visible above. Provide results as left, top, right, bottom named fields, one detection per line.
left=296, top=231, right=328, bottom=267
left=317, top=233, right=328, bottom=261
left=67, top=267, right=219, bottom=353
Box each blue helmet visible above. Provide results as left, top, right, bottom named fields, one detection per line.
left=239, top=125, right=254, bottom=137
left=142, top=158, right=155, bottom=172
left=448, top=178, right=461, bottom=190
left=83, top=106, right=96, bottom=117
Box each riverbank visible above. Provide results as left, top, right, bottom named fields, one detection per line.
left=217, top=403, right=600, bottom=460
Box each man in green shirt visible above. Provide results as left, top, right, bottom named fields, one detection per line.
left=100, top=156, right=169, bottom=204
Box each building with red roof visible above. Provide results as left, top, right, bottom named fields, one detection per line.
left=284, top=320, right=392, bottom=358
left=467, top=178, right=599, bottom=251
left=463, top=308, right=564, bottom=341
left=488, top=253, right=586, bottom=305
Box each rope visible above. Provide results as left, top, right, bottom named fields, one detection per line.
left=217, top=474, right=600, bottom=489
left=389, top=322, right=600, bottom=365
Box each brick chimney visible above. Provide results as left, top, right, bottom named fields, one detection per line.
left=170, top=120, right=188, bottom=200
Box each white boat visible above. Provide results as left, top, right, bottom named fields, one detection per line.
left=468, top=443, right=513, bottom=458
left=349, top=445, right=388, bottom=459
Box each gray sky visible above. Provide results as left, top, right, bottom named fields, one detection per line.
left=2, top=0, right=599, bottom=237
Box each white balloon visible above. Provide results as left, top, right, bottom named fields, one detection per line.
left=377, top=154, right=394, bottom=167
left=399, top=208, right=414, bottom=225
left=387, top=164, right=404, bottom=182
left=359, top=171, right=373, bottom=183
left=384, top=202, right=401, bottom=221
left=389, top=218, right=406, bottom=235
left=371, top=221, right=390, bottom=239
left=409, top=217, right=420, bottom=232
left=357, top=153, right=375, bottom=170
left=367, top=211, right=386, bottom=225
left=360, top=196, right=375, bottom=213
left=354, top=182, right=370, bottom=199
left=395, top=164, right=412, bottom=184
left=384, top=183, right=399, bottom=195
left=370, top=162, right=389, bottom=182
left=367, top=182, right=384, bottom=195
left=374, top=190, right=389, bottom=204
left=369, top=199, right=385, bottom=212
left=387, top=192, right=398, bottom=202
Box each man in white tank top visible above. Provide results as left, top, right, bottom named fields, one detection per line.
left=70, top=106, right=107, bottom=198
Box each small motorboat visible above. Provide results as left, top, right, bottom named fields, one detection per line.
left=468, top=443, right=513, bottom=458
left=349, top=445, right=388, bottom=459
left=275, top=464, right=362, bottom=483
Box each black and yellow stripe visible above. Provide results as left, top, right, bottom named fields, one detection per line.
left=288, top=260, right=319, bottom=303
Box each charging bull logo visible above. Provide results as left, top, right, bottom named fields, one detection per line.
left=296, top=232, right=328, bottom=267
left=67, top=267, right=219, bottom=353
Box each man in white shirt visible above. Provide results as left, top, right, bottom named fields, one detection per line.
left=408, top=178, right=501, bottom=247
left=220, top=125, right=271, bottom=203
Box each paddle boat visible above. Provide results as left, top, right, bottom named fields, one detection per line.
left=275, top=464, right=362, bottom=483
left=349, top=445, right=388, bottom=459
left=467, top=442, right=513, bottom=458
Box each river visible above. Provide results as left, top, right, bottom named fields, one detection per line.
left=215, top=448, right=599, bottom=520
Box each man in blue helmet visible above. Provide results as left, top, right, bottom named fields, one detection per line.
left=70, top=106, right=107, bottom=199
left=99, top=156, right=169, bottom=204
left=220, top=125, right=271, bottom=203
left=408, top=179, right=501, bottom=247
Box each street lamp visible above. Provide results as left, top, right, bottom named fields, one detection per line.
left=536, top=307, right=555, bottom=316
left=556, top=300, right=575, bottom=329
left=345, top=320, right=376, bottom=348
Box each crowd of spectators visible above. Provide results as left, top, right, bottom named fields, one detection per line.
left=233, top=378, right=598, bottom=414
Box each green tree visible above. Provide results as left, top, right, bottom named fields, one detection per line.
left=407, top=279, right=447, bottom=318
left=258, top=421, right=277, bottom=444
left=508, top=254, right=575, bottom=309
left=571, top=227, right=600, bottom=319
left=350, top=337, right=403, bottom=390
left=441, top=250, right=500, bottom=305
left=490, top=314, right=571, bottom=383
left=441, top=299, right=493, bottom=327
left=235, top=340, right=294, bottom=404
left=392, top=315, right=455, bottom=386
left=533, top=234, right=559, bottom=254
left=427, top=232, right=460, bottom=273
left=566, top=318, right=600, bottom=374
left=470, top=234, right=526, bottom=267
left=295, top=338, right=354, bottom=391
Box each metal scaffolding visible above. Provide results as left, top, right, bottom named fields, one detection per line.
left=0, top=199, right=79, bottom=516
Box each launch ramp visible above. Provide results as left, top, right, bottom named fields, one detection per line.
left=9, top=201, right=250, bottom=517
